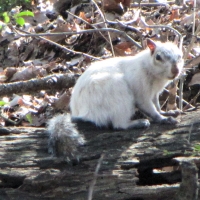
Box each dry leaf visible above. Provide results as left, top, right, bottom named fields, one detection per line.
left=169, top=9, right=180, bottom=21
left=18, top=98, right=33, bottom=107
left=10, top=65, right=47, bottom=82
left=9, top=95, right=22, bottom=107
left=20, top=43, right=34, bottom=61
left=5, top=67, right=18, bottom=80
left=180, top=11, right=200, bottom=26
left=53, top=90, right=71, bottom=111
left=103, top=0, right=124, bottom=14
left=34, top=11, right=49, bottom=24
left=79, top=12, right=92, bottom=25
left=114, top=42, right=133, bottom=56
left=45, top=17, right=77, bottom=42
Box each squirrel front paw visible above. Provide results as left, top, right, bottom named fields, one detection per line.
left=160, top=110, right=181, bottom=118
left=128, top=119, right=150, bottom=129
left=159, top=116, right=178, bottom=124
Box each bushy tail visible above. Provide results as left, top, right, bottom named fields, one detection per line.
left=47, top=114, right=85, bottom=161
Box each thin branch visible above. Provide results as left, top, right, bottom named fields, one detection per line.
left=131, top=1, right=175, bottom=7
left=184, top=24, right=200, bottom=59
left=88, top=153, right=105, bottom=200
left=116, top=20, right=141, bottom=33
left=164, top=88, right=194, bottom=110
left=192, top=0, right=196, bottom=36
left=179, top=0, right=199, bottom=113
left=179, top=75, right=186, bottom=110
left=178, top=36, right=186, bottom=111
left=66, top=11, right=115, bottom=51
left=11, top=27, right=142, bottom=49
left=92, top=0, right=115, bottom=56
left=140, top=17, right=182, bottom=39
left=13, top=28, right=101, bottom=61
left=184, top=90, right=200, bottom=110
left=66, top=11, right=92, bottom=28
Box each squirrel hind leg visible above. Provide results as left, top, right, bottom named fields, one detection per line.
left=71, top=117, right=113, bottom=130
left=47, top=114, right=85, bottom=161
left=118, top=119, right=150, bottom=129
left=111, top=109, right=150, bottom=129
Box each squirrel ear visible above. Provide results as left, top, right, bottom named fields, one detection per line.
left=146, top=39, right=156, bottom=54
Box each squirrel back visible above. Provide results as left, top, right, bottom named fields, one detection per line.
left=70, top=39, right=183, bottom=129
left=47, top=39, right=184, bottom=159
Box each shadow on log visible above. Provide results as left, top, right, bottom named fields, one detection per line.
left=0, top=110, right=200, bottom=200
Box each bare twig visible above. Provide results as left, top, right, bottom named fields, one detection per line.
left=193, top=0, right=197, bottom=36
left=66, top=11, right=115, bottom=52
left=13, top=27, right=101, bottom=61
left=88, top=153, right=105, bottom=200
left=140, top=17, right=182, bottom=39
left=179, top=75, right=187, bottom=111
left=116, top=20, right=141, bottom=33
left=12, top=27, right=142, bottom=49
left=92, top=0, right=115, bottom=56
left=131, top=1, right=175, bottom=7
left=184, top=23, right=200, bottom=59
left=179, top=0, right=198, bottom=111
left=184, top=90, right=200, bottom=110
left=66, top=11, right=92, bottom=28
left=164, top=88, right=194, bottom=110
left=183, top=0, right=199, bottom=59
left=188, top=123, right=193, bottom=143
left=178, top=36, right=186, bottom=111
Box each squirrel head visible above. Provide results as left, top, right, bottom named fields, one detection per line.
left=146, top=39, right=184, bottom=80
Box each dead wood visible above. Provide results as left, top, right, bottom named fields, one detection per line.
left=175, top=157, right=199, bottom=200
left=0, top=73, right=77, bottom=97
left=0, top=110, right=200, bottom=200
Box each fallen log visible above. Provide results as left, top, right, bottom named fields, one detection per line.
left=0, top=73, right=77, bottom=97
left=0, top=109, right=200, bottom=200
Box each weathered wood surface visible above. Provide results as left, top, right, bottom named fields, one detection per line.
left=0, top=109, right=200, bottom=200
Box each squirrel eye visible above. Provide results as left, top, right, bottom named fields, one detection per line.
left=156, top=54, right=162, bottom=61
left=177, top=55, right=182, bottom=61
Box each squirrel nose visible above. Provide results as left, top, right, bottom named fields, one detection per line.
left=171, top=65, right=179, bottom=76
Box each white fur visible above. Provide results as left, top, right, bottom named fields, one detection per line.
left=70, top=40, right=183, bottom=129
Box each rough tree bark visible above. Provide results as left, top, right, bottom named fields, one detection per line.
left=0, top=73, right=78, bottom=97
left=0, top=110, right=200, bottom=200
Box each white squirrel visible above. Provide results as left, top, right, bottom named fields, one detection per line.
left=47, top=39, right=184, bottom=160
